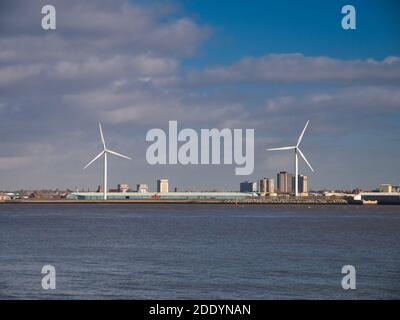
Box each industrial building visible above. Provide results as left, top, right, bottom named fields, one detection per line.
left=66, top=191, right=258, bottom=200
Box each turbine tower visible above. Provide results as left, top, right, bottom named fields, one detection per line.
left=84, top=123, right=131, bottom=200
left=267, top=120, right=314, bottom=197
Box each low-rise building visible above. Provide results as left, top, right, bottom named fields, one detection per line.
left=379, top=184, right=392, bottom=193
left=240, top=181, right=257, bottom=193
left=0, top=193, right=11, bottom=201
left=118, top=183, right=129, bottom=193
left=137, top=184, right=149, bottom=193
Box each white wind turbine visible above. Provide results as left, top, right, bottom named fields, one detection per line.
left=84, top=123, right=131, bottom=200
left=267, top=120, right=314, bottom=197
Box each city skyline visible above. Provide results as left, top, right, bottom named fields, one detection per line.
left=0, top=0, right=399, bottom=191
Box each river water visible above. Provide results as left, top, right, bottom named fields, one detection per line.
left=0, top=204, right=399, bottom=299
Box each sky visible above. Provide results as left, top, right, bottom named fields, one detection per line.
left=0, top=0, right=399, bottom=191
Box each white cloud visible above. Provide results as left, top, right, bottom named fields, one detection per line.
left=191, top=53, right=400, bottom=84
left=52, top=54, right=178, bottom=80
left=0, top=156, right=32, bottom=170
left=0, top=64, right=42, bottom=86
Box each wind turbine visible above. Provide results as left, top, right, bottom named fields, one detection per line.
left=84, top=123, right=131, bottom=200
left=267, top=120, right=314, bottom=197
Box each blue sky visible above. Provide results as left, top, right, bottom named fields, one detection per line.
left=181, top=0, right=400, bottom=66
left=0, top=0, right=399, bottom=191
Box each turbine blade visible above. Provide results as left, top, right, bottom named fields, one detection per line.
left=266, top=146, right=296, bottom=151
left=99, top=122, right=106, bottom=149
left=297, top=120, right=310, bottom=147
left=83, top=151, right=105, bottom=169
left=297, top=148, right=314, bottom=172
left=106, top=149, right=132, bottom=160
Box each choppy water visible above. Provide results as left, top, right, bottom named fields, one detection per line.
left=0, top=204, right=399, bottom=299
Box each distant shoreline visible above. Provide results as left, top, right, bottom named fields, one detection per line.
left=3, top=196, right=400, bottom=205
left=1, top=198, right=350, bottom=205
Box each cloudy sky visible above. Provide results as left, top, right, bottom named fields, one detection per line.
left=0, top=0, right=399, bottom=191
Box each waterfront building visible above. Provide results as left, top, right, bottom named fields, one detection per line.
left=240, top=181, right=257, bottom=193
left=277, top=172, right=285, bottom=193
left=278, top=172, right=307, bottom=194
left=257, top=179, right=269, bottom=193
left=240, top=182, right=248, bottom=193
left=379, top=184, right=392, bottom=193
left=118, top=183, right=129, bottom=193
left=157, top=179, right=169, bottom=193
left=66, top=191, right=258, bottom=200
left=298, top=175, right=308, bottom=194
left=287, top=173, right=294, bottom=193
left=257, top=179, right=263, bottom=193
left=277, top=171, right=292, bottom=193
left=137, top=184, right=149, bottom=193
left=268, top=178, right=275, bottom=193
left=0, top=193, right=11, bottom=201
left=257, top=177, right=275, bottom=195
left=262, top=177, right=267, bottom=193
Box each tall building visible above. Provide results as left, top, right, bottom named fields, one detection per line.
left=157, top=179, right=169, bottom=193
left=298, top=175, right=308, bottom=193
left=268, top=178, right=275, bottom=193
left=257, top=179, right=263, bottom=193
left=262, top=177, right=268, bottom=193
left=277, top=172, right=285, bottom=193
left=240, top=181, right=257, bottom=193
left=137, top=184, right=149, bottom=193
left=287, top=173, right=294, bottom=193
left=258, top=177, right=275, bottom=194
left=277, top=171, right=293, bottom=193
left=277, top=171, right=294, bottom=194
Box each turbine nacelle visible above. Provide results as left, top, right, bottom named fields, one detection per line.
left=84, top=123, right=132, bottom=170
